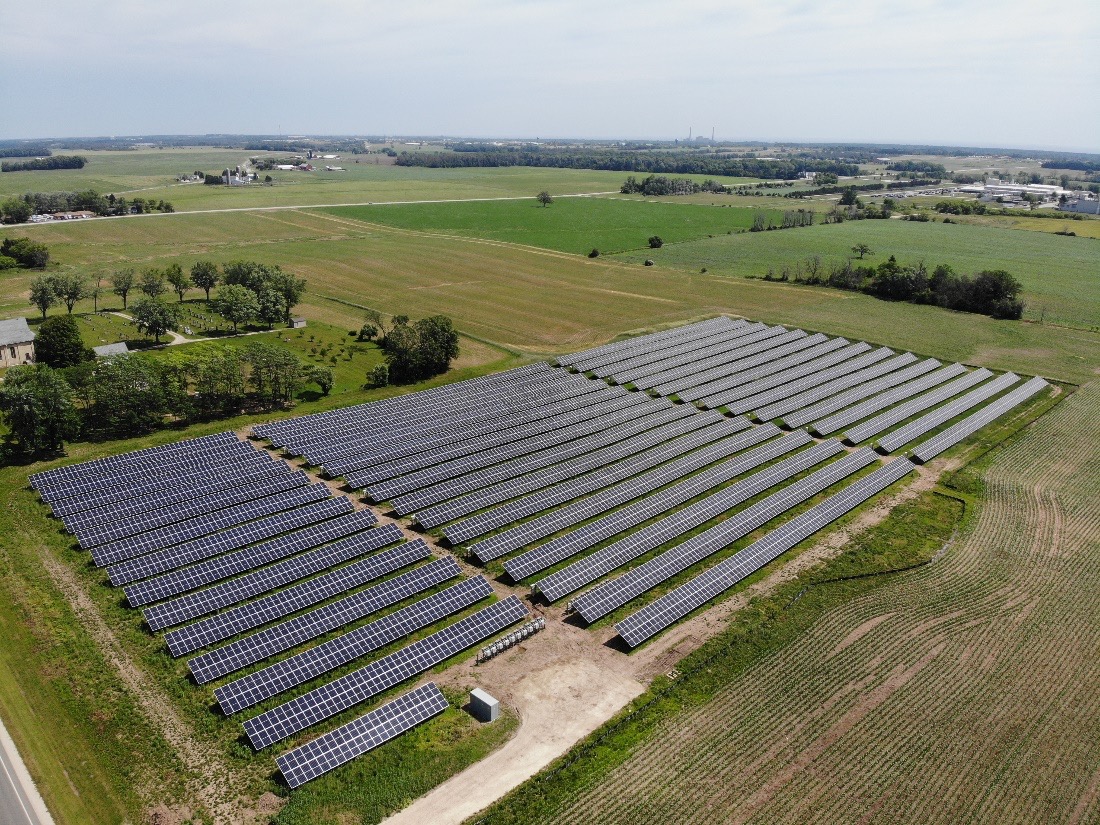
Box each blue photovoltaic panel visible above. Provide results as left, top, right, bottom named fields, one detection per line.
left=668, top=336, right=851, bottom=403
left=92, top=481, right=331, bottom=567
left=275, top=682, right=449, bottom=789
left=60, top=456, right=292, bottom=531
left=141, top=516, right=392, bottom=629
left=213, top=576, right=492, bottom=710
left=462, top=419, right=761, bottom=558
left=571, top=446, right=876, bottom=623
left=874, top=372, right=1020, bottom=453
left=641, top=330, right=828, bottom=395
left=74, top=471, right=311, bottom=549
left=398, top=404, right=695, bottom=519
left=107, top=495, right=352, bottom=586
left=778, top=357, right=941, bottom=429
left=842, top=368, right=994, bottom=444
left=809, top=362, right=969, bottom=436
left=557, top=318, right=736, bottom=370
left=412, top=411, right=711, bottom=528
left=173, top=540, right=440, bottom=663
left=910, top=376, right=1048, bottom=463
left=241, top=596, right=527, bottom=749
left=532, top=437, right=844, bottom=601
left=504, top=428, right=812, bottom=582
left=614, top=458, right=915, bottom=646
left=725, top=347, right=895, bottom=416
left=189, top=552, right=455, bottom=681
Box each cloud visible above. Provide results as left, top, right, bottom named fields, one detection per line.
left=0, top=0, right=1096, bottom=149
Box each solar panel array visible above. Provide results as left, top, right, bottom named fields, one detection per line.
left=30, top=314, right=1053, bottom=786
left=614, top=457, right=917, bottom=647
left=242, top=596, right=528, bottom=750
left=276, top=682, right=449, bottom=789
left=910, top=376, right=1049, bottom=463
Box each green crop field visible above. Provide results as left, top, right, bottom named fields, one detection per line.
left=326, top=198, right=786, bottom=255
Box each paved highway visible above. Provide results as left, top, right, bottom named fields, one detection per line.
left=0, top=716, right=54, bottom=825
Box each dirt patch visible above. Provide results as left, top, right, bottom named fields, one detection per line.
left=825, top=612, right=895, bottom=661
left=382, top=659, right=643, bottom=825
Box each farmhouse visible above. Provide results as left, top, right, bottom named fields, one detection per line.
left=0, top=317, right=36, bottom=367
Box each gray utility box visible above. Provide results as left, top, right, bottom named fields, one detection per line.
left=469, top=688, right=500, bottom=723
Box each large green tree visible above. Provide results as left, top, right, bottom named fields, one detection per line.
left=0, top=365, right=80, bottom=455
left=34, top=315, right=93, bottom=368
left=29, top=275, right=58, bottom=318
left=190, top=260, right=220, bottom=301
left=87, top=355, right=170, bottom=435
left=213, top=284, right=260, bottom=331
left=130, top=298, right=179, bottom=343
left=51, top=273, right=86, bottom=313
left=165, top=263, right=191, bottom=302
left=139, top=268, right=166, bottom=300
left=111, top=268, right=136, bottom=309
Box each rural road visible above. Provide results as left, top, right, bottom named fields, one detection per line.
left=0, top=716, right=54, bottom=825
left=22, top=191, right=621, bottom=224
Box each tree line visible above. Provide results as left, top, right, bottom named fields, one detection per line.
left=0, top=144, right=52, bottom=158
left=764, top=251, right=1024, bottom=320
left=0, top=338, right=334, bottom=456
left=0, top=189, right=173, bottom=224
left=396, top=149, right=859, bottom=180
left=884, top=160, right=947, bottom=176
left=358, top=310, right=460, bottom=386
left=1, top=155, right=87, bottom=172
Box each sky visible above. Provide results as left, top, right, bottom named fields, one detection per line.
left=1, top=0, right=1098, bottom=152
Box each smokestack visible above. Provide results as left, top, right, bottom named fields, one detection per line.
left=711, top=126, right=715, bottom=141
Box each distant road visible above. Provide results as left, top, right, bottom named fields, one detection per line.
left=20, top=192, right=621, bottom=225
left=0, top=716, right=54, bottom=825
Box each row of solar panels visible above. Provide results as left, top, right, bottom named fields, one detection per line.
left=33, top=433, right=533, bottom=788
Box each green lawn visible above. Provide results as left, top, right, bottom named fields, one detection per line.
left=325, top=198, right=785, bottom=255
left=608, top=217, right=1100, bottom=330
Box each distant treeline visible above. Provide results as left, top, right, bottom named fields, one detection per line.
left=885, top=160, right=947, bottom=176
left=396, top=149, right=859, bottom=179
left=786, top=179, right=940, bottom=198
left=2, top=155, right=86, bottom=172
left=767, top=255, right=1024, bottom=319
left=0, top=145, right=52, bottom=158
left=0, top=190, right=173, bottom=224
left=1042, top=160, right=1100, bottom=173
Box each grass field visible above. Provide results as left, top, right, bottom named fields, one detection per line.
left=326, top=198, right=786, bottom=255
left=478, top=382, right=1100, bottom=825
left=4, top=208, right=1096, bottom=383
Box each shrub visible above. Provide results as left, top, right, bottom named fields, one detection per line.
left=588, top=248, right=599, bottom=258
left=647, top=236, right=663, bottom=249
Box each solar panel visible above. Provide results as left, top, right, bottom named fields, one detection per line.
left=213, top=577, right=492, bottom=710
left=74, top=470, right=312, bottom=549
left=356, top=395, right=670, bottom=501
left=324, top=381, right=624, bottom=479
left=874, top=372, right=1021, bottom=453
left=504, top=428, right=813, bottom=582
left=461, top=419, right=764, bottom=558
left=724, top=347, right=896, bottom=416
left=301, top=370, right=599, bottom=467
left=667, top=336, right=850, bottom=402
left=809, top=362, right=969, bottom=436
left=842, top=367, right=994, bottom=444
left=778, top=357, right=941, bottom=429
left=614, top=457, right=915, bottom=647
left=107, top=495, right=353, bottom=586
left=31, top=430, right=240, bottom=492
left=412, top=411, right=721, bottom=529
left=91, top=481, right=331, bottom=567
left=398, top=404, right=698, bottom=520
left=694, top=342, right=880, bottom=410
left=571, top=446, right=876, bottom=623
left=258, top=363, right=552, bottom=448
left=141, top=516, right=393, bottom=628
left=910, top=376, right=1048, bottom=463
left=532, top=436, right=842, bottom=601
left=174, top=542, right=441, bottom=664
left=641, top=331, right=830, bottom=395
left=275, top=682, right=449, bottom=789
left=241, top=596, right=527, bottom=749
left=602, top=325, right=795, bottom=385
left=60, top=456, right=292, bottom=532
left=561, top=318, right=737, bottom=372
left=582, top=318, right=746, bottom=376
